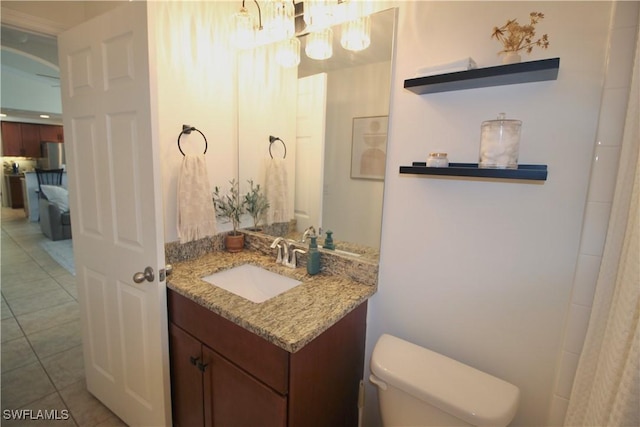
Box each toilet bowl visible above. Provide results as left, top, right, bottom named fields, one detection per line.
left=370, top=334, right=520, bottom=427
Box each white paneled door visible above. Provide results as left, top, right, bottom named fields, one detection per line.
left=295, top=73, right=327, bottom=233
left=58, top=3, right=170, bottom=426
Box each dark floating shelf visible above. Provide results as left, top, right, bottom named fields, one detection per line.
left=404, top=58, right=560, bottom=95
left=399, top=162, right=548, bottom=181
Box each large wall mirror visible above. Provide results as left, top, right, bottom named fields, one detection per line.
left=237, top=7, right=397, bottom=261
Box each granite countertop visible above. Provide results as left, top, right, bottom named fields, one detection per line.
left=167, top=250, right=376, bottom=353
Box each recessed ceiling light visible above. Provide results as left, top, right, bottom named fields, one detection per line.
left=40, top=114, right=50, bottom=119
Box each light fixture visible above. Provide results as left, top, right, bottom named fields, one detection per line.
left=303, top=0, right=335, bottom=31
left=232, top=0, right=263, bottom=49
left=39, top=114, right=50, bottom=119
left=305, top=27, right=333, bottom=60
left=340, top=15, right=370, bottom=52
left=276, top=37, right=301, bottom=68
left=264, top=0, right=295, bottom=42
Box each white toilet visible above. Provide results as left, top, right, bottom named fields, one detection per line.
left=370, top=334, right=520, bottom=427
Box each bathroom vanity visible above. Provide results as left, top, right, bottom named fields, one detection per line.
left=166, top=247, right=376, bottom=427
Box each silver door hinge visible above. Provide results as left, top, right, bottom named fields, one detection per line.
left=159, top=264, right=173, bottom=282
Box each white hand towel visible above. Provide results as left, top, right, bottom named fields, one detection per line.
left=414, top=57, right=477, bottom=78
left=264, top=158, right=289, bottom=224
left=177, top=154, right=217, bottom=243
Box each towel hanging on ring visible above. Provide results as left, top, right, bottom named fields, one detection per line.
left=177, top=154, right=217, bottom=243
left=264, top=157, right=289, bottom=225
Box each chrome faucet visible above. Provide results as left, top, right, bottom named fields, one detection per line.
left=301, top=226, right=316, bottom=242
left=287, top=248, right=307, bottom=268
left=270, top=237, right=305, bottom=268
left=270, top=237, right=288, bottom=264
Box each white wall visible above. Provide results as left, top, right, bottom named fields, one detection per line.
left=365, top=2, right=614, bottom=426
left=148, top=1, right=239, bottom=242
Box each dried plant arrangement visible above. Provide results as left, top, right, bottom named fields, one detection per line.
left=492, top=12, right=550, bottom=56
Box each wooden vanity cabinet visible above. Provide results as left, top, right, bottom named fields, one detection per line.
left=167, top=289, right=367, bottom=427
left=169, top=324, right=205, bottom=427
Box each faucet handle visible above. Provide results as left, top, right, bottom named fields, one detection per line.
left=289, top=248, right=307, bottom=268
left=302, top=226, right=317, bottom=242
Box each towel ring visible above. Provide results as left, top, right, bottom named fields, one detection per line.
left=178, top=125, right=208, bottom=156
left=269, top=135, right=287, bottom=159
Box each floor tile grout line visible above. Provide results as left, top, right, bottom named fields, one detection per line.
left=2, top=255, right=80, bottom=424
left=6, top=301, right=80, bottom=337
left=1, top=273, right=78, bottom=303
left=2, top=318, right=83, bottom=367
left=4, top=295, right=78, bottom=319
left=2, top=209, right=91, bottom=426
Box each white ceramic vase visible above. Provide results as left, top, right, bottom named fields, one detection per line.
left=502, top=52, right=522, bottom=65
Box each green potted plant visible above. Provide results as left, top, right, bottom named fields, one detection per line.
left=213, top=179, right=246, bottom=252
left=244, top=179, right=269, bottom=231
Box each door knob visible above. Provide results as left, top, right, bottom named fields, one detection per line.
left=133, top=266, right=154, bottom=283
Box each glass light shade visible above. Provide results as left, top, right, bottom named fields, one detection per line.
left=303, top=0, right=334, bottom=30
left=276, top=37, right=301, bottom=68
left=305, top=28, right=333, bottom=60
left=264, top=0, right=295, bottom=42
left=232, top=7, right=255, bottom=49
left=340, top=15, right=371, bottom=52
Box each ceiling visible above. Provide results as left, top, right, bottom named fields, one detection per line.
left=1, top=25, right=61, bottom=122
left=0, top=3, right=393, bottom=122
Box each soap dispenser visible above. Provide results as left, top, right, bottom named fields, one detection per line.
left=323, top=230, right=335, bottom=250
left=307, top=236, right=320, bottom=275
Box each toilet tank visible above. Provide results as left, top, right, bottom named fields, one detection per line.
left=370, top=334, right=520, bottom=427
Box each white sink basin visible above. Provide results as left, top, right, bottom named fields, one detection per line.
left=201, top=264, right=302, bottom=303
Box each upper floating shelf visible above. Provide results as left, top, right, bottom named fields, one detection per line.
left=404, top=58, right=560, bottom=95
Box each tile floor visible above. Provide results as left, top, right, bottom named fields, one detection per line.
left=1, top=207, right=126, bottom=426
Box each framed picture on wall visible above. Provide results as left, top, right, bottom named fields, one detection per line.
left=351, top=115, right=388, bottom=180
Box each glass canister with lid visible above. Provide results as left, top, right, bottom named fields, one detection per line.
left=478, top=113, right=522, bottom=169
left=426, top=152, right=449, bottom=167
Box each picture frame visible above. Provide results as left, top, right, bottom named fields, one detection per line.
left=350, top=115, right=388, bottom=180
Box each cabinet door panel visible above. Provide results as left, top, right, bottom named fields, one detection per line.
left=2, top=122, right=22, bottom=156
left=203, top=347, right=286, bottom=427
left=288, top=302, right=367, bottom=427
left=20, top=124, right=40, bottom=157
left=168, top=289, right=289, bottom=394
left=169, top=324, right=204, bottom=427
left=40, top=124, right=64, bottom=142
left=8, top=176, right=24, bottom=209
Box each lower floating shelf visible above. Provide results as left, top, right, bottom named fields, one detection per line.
left=399, top=162, right=548, bottom=181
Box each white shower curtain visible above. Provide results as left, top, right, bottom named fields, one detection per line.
left=564, top=21, right=640, bottom=427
